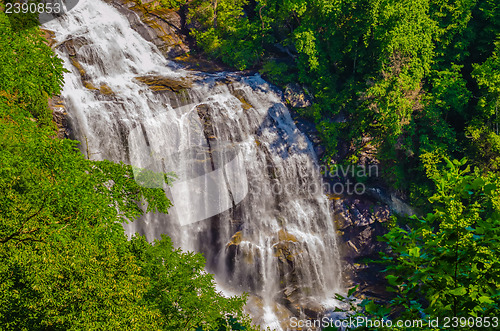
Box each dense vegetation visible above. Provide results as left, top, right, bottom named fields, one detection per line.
left=0, top=5, right=255, bottom=330
left=1, top=0, right=499, bottom=328
left=151, top=0, right=500, bottom=327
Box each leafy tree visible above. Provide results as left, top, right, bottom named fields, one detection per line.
left=364, top=157, right=500, bottom=327
left=187, top=0, right=262, bottom=69
left=129, top=235, right=251, bottom=331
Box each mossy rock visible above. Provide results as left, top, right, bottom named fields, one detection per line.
left=71, top=58, right=87, bottom=78
left=99, top=84, right=115, bottom=95
left=277, top=229, right=297, bottom=243
left=232, top=89, right=253, bottom=110
left=83, top=81, right=97, bottom=90
left=226, top=231, right=242, bottom=247
left=135, top=75, right=193, bottom=92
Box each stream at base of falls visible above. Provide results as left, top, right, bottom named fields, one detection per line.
left=44, top=0, right=344, bottom=328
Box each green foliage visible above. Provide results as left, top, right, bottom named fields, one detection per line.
left=158, top=0, right=186, bottom=10
left=472, top=40, right=500, bottom=120
left=186, top=0, right=262, bottom=70
left=129, top=235, right=250, bottom=330
left=258, top=60, right=295, bottom=87
left=364, top=158, right=500, bottom=326
left=466, top=124, right=500, bottom=172
left=0, top=4, right=64, bottom=127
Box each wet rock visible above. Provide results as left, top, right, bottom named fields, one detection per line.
left=104, top=0, right=190, bottom=58
left=277, top=229, right=298, bottom=243
left=366, top=187, right=417, bottom=217
left=302, top=300, right=325, bottom=319
left=273, top=229, right=300, bottom=263
left=334, top=195, right=393, bottom=302
left=231, top=89, right=253, bottom=110
left=334, top=209, right=353, bottom=230
left=335, top=197, right=390, bottom=259
left=49, top=95, right=69, bottom=139
left=83, top=81, right=97, bottom=90
left=284, top=83, right=312, bottom=108
left=99, top=83, right=115, bottom=95
left=56, top=37, right=88, bottom=57
left=225, top=231, right=256, bottom=264
left=70, top=57, right=87, bottom=77
left=226, top=231, right=243, bottom=247
left=196, top=104, right=216, bottom=139
left=245, top=295, right=293, bottom=331
left=135, top=75, right=193, bottom=92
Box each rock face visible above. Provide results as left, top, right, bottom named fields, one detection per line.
left=334, top=195, right=393, bottom=301
left=49, top=96, right=70, bottom=139
left=284, top=83, right=312, bottom=108
left=103, top=0, right=189, bottom=58
left=135, top=75, right=193, bottom=92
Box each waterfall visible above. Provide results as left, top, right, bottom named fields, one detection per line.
left=44, top=0, right=343, bottom=328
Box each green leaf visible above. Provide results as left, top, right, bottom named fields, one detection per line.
left=348, top=285, right=358, bottom=297
left=386, top=275, right=399, bottom=286
left=449, top=287, right=467, bottom=296
left=478, top=296, right=494, bottom=304
left=409, top=247, right=420, bottom=258
left=485, top=183, right=497, bottom=195
left=365, top=301, right=378, bottom=313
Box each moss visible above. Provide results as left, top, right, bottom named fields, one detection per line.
left=226, top=231, right=242, bottom=247
left=231, top=89, right=253, bottom=110
left=83, top=81, right=97, bottom=90
left=99, top=84, right=114, bottom=95
left=327, top=193, right=342, bottom=200
left=278, top=229, right=297, bottom=243
left=71, top=58, right=86, bottom=77
left=135, top=75, right=192, bottom=92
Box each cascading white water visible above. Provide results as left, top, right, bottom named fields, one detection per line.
left=44, top=0, right=343, bottom=328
